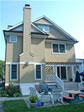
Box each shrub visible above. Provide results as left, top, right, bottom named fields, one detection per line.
left=7, top=83, right=18, bottom=97
left=0, top=90, right=8, bottom=97
left=29, top=95, right=38, bottom=103
left=13, top=92, right=22, bottom=97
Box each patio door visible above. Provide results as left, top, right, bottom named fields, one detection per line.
left=57, top=66, right=67, bottom=80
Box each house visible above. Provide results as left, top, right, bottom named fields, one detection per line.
left=3, top=4, right=80, bottom=94
left=76, top=59, right=84, bottom=72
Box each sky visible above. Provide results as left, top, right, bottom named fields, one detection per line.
left=0, top=0, right=84, bottom=61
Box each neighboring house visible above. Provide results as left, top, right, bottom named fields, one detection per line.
left=4, top=4, right=80, bottom=89
left=76, top=59, right=84, bottom=72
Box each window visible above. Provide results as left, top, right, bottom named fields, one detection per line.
left=52, top=44, right=66, bottom=53
left=9, top=36, right=17, bottom=43
left=10, top=64, right=18, bottom=80
left=35, top=65, right=42, bottom=80
left=38, top=25, right=49, bottom=32
left=60, top=44, right=65, bottom=53
left=53, top=44, right=59, bottom=53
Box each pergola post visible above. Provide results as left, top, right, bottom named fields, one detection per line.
left=72, top=65, right=75, bottom=81
left=55, top=65, right=57, bottom=76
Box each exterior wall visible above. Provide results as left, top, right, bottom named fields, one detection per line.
left=5, top=64, right=10, bottom=84
left=48, top=26, right=69, bottom=40
left=19, top=64, right=45, bottom=83
left=31, top=38, right=45, bottom=62
left=45, top=40, right=75, bottom=62
left=35, top=18, right=51, bottom=25
left=19, top=37, right=45, bottom=62
left=5, top=17, right=77, bottom=84
left=6, top=36, right=23, bottom=62
left=76, top=59, right=84, bottom=72
left=5, top=63, right=46, bottom=84
left=19, top=64, right=34, bottom=83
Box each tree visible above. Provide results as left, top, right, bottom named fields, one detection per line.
left=0, top=60, right=4, bottom=81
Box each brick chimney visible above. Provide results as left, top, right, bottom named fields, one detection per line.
left=23, top=4, right=31, bottom=54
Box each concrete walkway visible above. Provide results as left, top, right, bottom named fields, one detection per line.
left=0, top=101, right=4, bottom=112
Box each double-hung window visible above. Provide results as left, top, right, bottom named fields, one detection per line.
left=35, top=65, right=42, bottom=80
left=53, top=44, right=59, bottom=53
left=10, top=64, right=18, bottom=81
left=60, top=44, right=65, bottom=53
left=52, top=44, right=66, bottom=53
left=9, top=36, right=17, bottom=43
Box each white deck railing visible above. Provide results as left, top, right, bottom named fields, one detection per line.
left=55, top=75, right=64, bottom=91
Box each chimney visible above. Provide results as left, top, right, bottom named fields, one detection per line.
left=23, top=4, right=31, bottom=54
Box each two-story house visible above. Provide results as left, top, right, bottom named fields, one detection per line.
left=4, top=4, right=80, bottom=94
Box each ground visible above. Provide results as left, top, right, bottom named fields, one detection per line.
left=3, top=100, right=84, bottom=112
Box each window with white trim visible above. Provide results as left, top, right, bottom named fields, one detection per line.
left=52, top=44, right=66, bottom=53
left=10, top=64, right=18, bottom=80
left=35, top=65, right=42, bottom=80
left=38, top=25, right=49, bottom=32
left=9, top=36, right=17, bottom=43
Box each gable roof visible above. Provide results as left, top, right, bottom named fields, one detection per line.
left=33, top=16, right=78, bottom=43
left=4, top=15, right=78, bottom=43
left=4, top=21, right=47, bottom=35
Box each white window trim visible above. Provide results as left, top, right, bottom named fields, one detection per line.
left=51, top=43, right=67, bottom=54
left=10, top=63, right=18, bottom=81
left=9, top=35, right=17, bottom=43
left=34, top=63, right=42, bottom=80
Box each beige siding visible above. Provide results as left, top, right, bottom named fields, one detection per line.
left=19, top=64, right=45, bottom=83
left=48, top=26, right=69, bottom=40
left=5, top=17, right=77, bottom=84
left=19, top=64, right=34, bottom=83
left=45, top=41, right=75, bottom=62
left=35, top=18, right=51, bottom=25
left=6, top=36, right=23, bottom=62
left=5, top=64, right=10, bottom=84
left=31, top=38, right=45, bottom=62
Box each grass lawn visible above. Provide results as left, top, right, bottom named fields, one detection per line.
left=3, top=100, right=84, bottom=112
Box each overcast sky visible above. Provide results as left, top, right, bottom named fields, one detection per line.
left=0, top=0, right=84, bottom=61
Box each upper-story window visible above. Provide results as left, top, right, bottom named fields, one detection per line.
left=9, top=36, right=17, bottom=43
left=52, top=44, right=66, bottom=53
left=38, top=25, right=49, bottom=32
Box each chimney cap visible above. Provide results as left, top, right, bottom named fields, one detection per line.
left=25, top=4, right=30, bottom=7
